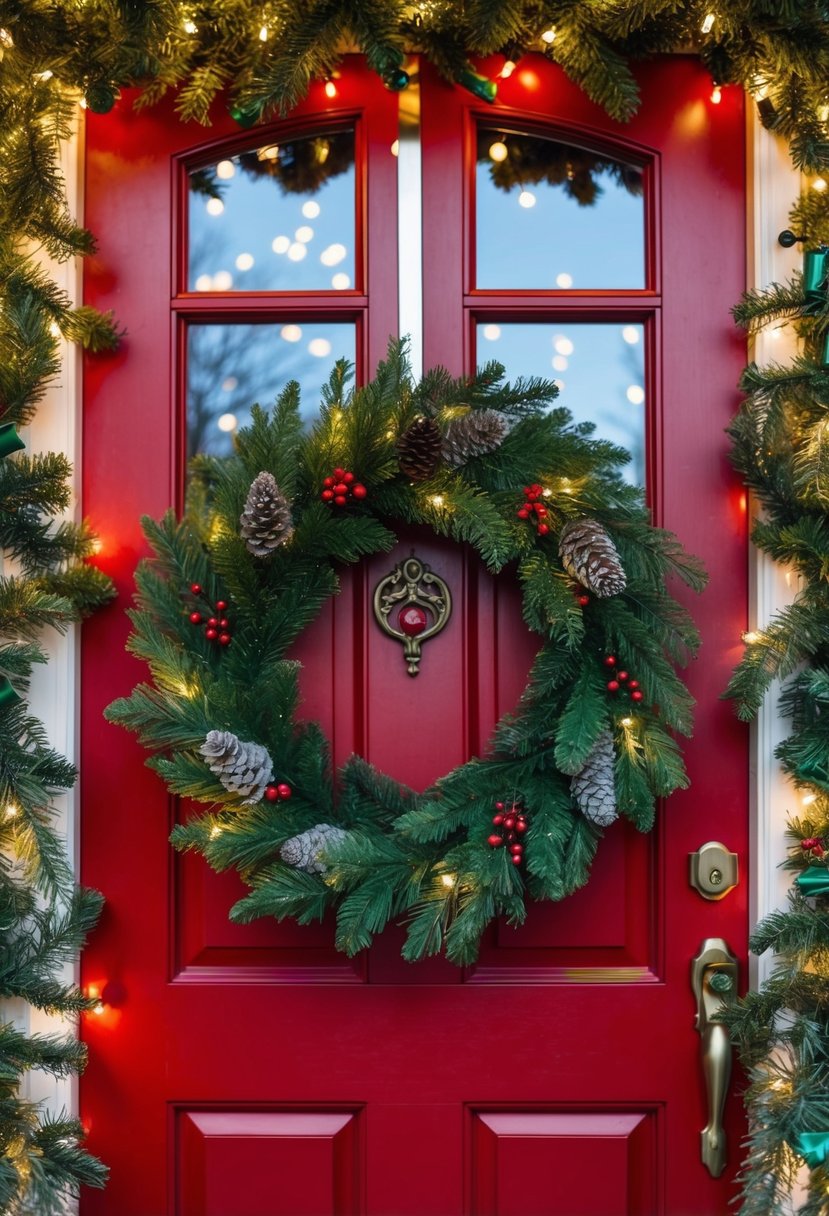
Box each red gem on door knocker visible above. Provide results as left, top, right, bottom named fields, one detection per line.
left=373, top=554, right=452, bottom=676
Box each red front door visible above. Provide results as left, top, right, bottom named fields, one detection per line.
left=81, top=56, right=747, bottom=1214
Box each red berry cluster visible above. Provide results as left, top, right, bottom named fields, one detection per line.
left=189, top=584, right=232, bottom=646
left=603, top=655, right=643, bottom=702
left=487, top=801, right=528, bottom=866
left=321, top=467, right=367, bottom=507
left=265, top=782, right=293, bottom=802
left=801, top=836, right=825, bottom=859
left=572, top=584, right=590, bottom=609
left=516, top=484, right=550, bottom=536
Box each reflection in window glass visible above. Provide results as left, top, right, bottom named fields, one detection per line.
left=475, top=128, right=645, bottom=290
left=187, top=322, right=356, bottom=458
left=188, top=130, right=355, bottom=292
left=477, top=322, right=646, bottom=485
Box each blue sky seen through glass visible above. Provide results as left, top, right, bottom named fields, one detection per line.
left=188, top=133, right=356, bottom=294
left=187, top=322, right=356, bottom=458
left=477, top=322, right=646, bottom=485
left=476, top=130, right=645, bottom=290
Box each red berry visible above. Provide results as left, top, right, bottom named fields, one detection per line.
left=534, top=503, right=547, bottom=516
left=265, top=785, right=279, bottom=803
left=333, top=467, right=345, bottom=479
left=334, top=482, right=348, bottom=495
left=802, top=838, right=819, bottom=850
left=488, top=834, right=504, bottom=847
left=277, top=783, right=292, bottom=800
left=814, top=844, right=825, bottom=857
left=189, top=611, right=202, bottom=624
left=219, top=633, right=232, bottom=646
left=343, top=471, right=355, bottom=484
left=207, top=617, right=218, bottom=628
left=216, top=601, right=228, bottom=612
left=631, top=690, right=644, bottom=702
left=323, top=476, right=335, bottom=488
left=517, top=508, right=530, bottom=520
left=219, top=619, right=229, bottom=629
left=511, top=843, right=523, bottom=855
left=607, top=680, right=620, bottom=692
left=352, top=484, right=367, bottom=499
left=492, top=814, right=504, bottom=826
left=617, top=671, right=629, bottom=682
left=628, top=680, right=639, bottom=689
left=515, top=819, right=527, bottom=833
left=511, top=854, right=523, bottom=865
left=522, top=486, right=531, bottom=496
left=205, top=628, right=218, bottom=641
left=537, top=523, right=550, bottom=535
left=604, top=655, right=616, bottom=667
left=334, top=495, right=347, bottom=506
left=504, top=816, right=516, bottom=830
left=190, top=583, right=202, bottom=595
left=495, top=801, right=505, bottom=811
left=578, top=595, right=590, bottom=607
left=322, top=489, right=335, bottom=501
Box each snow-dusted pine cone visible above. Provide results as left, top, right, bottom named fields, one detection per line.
left=570, top=730, right=618, bottom=827
left=280, top=824, right=348, bottom=874
left=558, top=518, right=626, bottom=597
left=239, top=471, right=294, bottom=557
left=442, top=408, right=507, bottom=468
left=397, top=417, right=442, bottom=481
left=199, top=730, right=274, bottom=804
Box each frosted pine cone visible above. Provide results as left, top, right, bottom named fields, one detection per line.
left=397, top=417, right=442, bottom=481
left=200, top=730, right=274, bottom=804
left=280, top=824, right=348, bottom=874
left=239, top=471, right=294, bottom=557
left=442, top=409, right=507, bottom=468
left=570, top=730, right=618, bottom=827
left=558, top=518, right=626, bottom=597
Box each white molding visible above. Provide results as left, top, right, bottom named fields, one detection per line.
left=745, top=108, right=802, bottom=986
left=17, top=114, right=84, bottom=1145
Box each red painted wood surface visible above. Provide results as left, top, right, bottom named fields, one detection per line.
left=81, top=55, right=747, bottom=1214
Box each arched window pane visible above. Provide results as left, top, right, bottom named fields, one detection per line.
left=477, top=321, right=646, bottom=485
left=188, top=130, right=356, bottom=292
left=475, top=127, right=645, bottom=290
left=187, top=322, right=356, bottom=457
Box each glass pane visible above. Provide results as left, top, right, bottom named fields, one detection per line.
left=187, top=322, right=356, bottom=458
left=475, top=128, right=645, bottom=290
left=477, top=322, right=646, bottom=485
left=188, top=130, right=356, bottom=292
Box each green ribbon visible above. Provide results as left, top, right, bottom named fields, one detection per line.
left=0, top=678, right=21, bottom=711
left=458, top=69, right=497, bottom=104
left=0, top=423, right=24, bottom=459
left=793, top=1132, right=829, bottom=1170
left=803, top=247, right=829, bottom=307
left=796, top=867, right=829, bottom=896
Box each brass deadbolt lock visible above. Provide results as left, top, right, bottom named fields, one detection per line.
left=689, top=841, right=739, bottom=901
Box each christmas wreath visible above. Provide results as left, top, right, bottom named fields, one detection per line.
left=107, top=340, right=704, bottom=964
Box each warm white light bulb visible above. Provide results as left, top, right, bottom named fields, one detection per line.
left=287, top=242, right=307, bottom=261
left=555, top=272, right=573, bottom=288
left=280, top=324, right=302, bottom=342
left=308, top=337, right=332, bottom=358
left=217, top=413, right=238, bottom=432
left=710, top=85, right=722, bottom=104
left=206, top=197, right=224, bottom=216
left=701, top=13, right=715, bottom=33
left=183, top=18, right=198, bottom=34
left=302, top=201, right=321, bottom=219
left=441, top=873, right=456, bottom=888
left=622, top=325, right=640, bottom=345
left=814, top=177, right=828, bottom=193
left=540, top=27, right=556, bottom=44
left=295, top=225, right=314, bottom=243
left=259, top=24, right=268, bottom=41
left=216, top=159, right=235, bottom=180
left=500, top=59, right=516, bottom=79
left=271, top=235, right=290, bottom=254
left=235, top=252, right=254, bottom=271
left=518, top=190, right=536, bottom=208
left=626, top=385, right=645, bottom=405
left=324, top=79, right=337, bottom=98
left=320, top=243, right=347, bottom=266
left=331, top=273, right=351, bottom=289
left=489, top=140, right=508, bottom=162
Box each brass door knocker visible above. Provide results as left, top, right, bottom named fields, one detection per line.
left=373, top=554, right=452, bottom=676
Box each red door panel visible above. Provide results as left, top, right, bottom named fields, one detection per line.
left=81, top=54, right=746, bottom=1215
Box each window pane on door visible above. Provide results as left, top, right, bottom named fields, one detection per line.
left=477, top=321, right=646, bottom=485
left=187, top=322, right=356, bottom=458
left=188, top=129, right=356, bottom=292
left=475, top=128, right=645, bottom=290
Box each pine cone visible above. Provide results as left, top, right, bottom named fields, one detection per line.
left=442, top=409, right=507, bottom=468
left=239, top=471, right=294, bottom=557
left=570, top=730, right=618, bottom=827
left=397, top=417, right=442, bottom=481
left=280, top=824, right=348, bottom=874
left=558, top=518, right=626, bottom=597
left=200, top=730, right=274, bottom=804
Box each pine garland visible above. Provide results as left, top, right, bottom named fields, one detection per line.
left=723, top=231, right=829, bottom=1215
left=107, top=340, right=704, bottom=965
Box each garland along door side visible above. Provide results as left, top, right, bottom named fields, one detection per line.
left=81, top=56, right=747, bottom=1214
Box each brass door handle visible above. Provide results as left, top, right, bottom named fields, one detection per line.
left=691, top=937, right=738, bottom=1178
